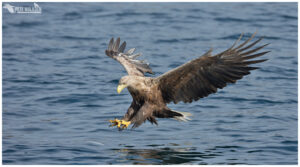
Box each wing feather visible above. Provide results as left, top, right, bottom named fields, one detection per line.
left=118, top=41, right=126, bottom=52
left=105, top=37, right=153, bottom=76
left=156, top=32, right=269, bottom=104
left=126, top=48, right=136, bottom=54
left=113, top=37, right=120, bottom=51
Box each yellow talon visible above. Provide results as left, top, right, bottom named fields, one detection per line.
left=109, top=119, right=131, bottom=129
left=121, top=120, right=131, bottom=129
left=109, top=119, right=121, bottom=127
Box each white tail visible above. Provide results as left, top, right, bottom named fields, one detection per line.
left=172, top=110, right=192, bottom=122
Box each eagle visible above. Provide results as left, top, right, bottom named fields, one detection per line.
left=105, top=32, right=269, bottom=129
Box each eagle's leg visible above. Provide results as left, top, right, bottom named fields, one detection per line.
left=109, top=106, right=135, bottom=129
left=118, top=106, right=134, bottom=129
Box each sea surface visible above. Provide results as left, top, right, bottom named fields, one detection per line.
left=2, top=2, right=298, bottom=165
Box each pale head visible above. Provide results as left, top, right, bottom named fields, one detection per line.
left=117, top=75, right=144, bottom=94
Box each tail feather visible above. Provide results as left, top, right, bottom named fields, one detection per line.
left=153, top=109, right=192, bottom=121
left=172, top=110, right=192, bottom=122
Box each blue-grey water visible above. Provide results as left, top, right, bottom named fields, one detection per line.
left=2, top=2, right=297, bottom=165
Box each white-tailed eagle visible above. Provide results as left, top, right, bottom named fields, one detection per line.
left=105, top=32, right=269, bottom=129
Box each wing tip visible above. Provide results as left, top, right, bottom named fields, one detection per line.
left=106, top=37, right=154, bottom=76
left=108, top=38, right=114, bottom=50
left=108, top=37, right=129, bottom=53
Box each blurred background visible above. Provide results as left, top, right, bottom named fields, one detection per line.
left=2, top=2, right=297, bottom=164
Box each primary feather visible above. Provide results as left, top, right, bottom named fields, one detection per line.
left=156, top=33, right=269, bottom=104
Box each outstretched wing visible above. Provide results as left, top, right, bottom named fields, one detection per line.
left=156, top=32, right=269, bottom=104
left=105, top=37, right=154, bottom=76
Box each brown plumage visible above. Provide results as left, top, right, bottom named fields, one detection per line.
left=105, top=32, right=269, bottom=129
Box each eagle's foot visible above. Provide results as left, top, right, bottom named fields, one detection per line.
left=109, top=119, right=121, bottom=127
left=120, top=120, right=131, bottom=129
left=109, top=119, right=131, bottom=129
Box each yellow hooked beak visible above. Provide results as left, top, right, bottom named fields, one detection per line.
left=117, top=84, right=127, bottom=94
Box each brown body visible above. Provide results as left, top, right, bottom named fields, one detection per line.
left=121, top=77, right=178, bottom=127
left=105, top=32, right=269, bottom=128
